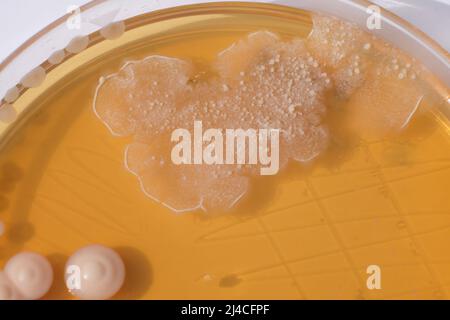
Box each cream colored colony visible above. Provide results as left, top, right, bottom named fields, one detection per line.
left=0, top=245, right=125, bottom=300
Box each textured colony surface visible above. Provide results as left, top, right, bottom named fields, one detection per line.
left=0, top=252, right=53, bottom=300
left=94, top=14, right=427, bottom=213
left=65, top=245, right=125, bottom=300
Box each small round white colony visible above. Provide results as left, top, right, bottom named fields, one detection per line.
left=0, top=272, right=22, bottom=300
left=65, top=244, right=125, bottom=300
left=3, top=252, right=53, bottom=300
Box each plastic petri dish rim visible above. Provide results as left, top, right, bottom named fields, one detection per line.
left=0, top=0, right=448, bottom=112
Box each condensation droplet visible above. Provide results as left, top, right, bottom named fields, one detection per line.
left=0, top=104, right=17, bottom=123
left=21, top=66, right=46, bottom=88
left=100, top=21, right=126, bottom=40
left=48, top=50, right=66, bottom=65
left=66, top=35, right=89, bottom=54
left=3, top=86, right=19, bottom=103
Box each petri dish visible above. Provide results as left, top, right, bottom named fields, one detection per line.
left=0, top=0, right=449, bottom=299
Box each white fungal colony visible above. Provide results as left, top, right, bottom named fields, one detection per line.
left=94, top=14, right=428, bottom=213
left=94, top=31, right=331, bottom=212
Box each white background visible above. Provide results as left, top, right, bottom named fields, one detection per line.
left=0, top=0, right=449, bottom=62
